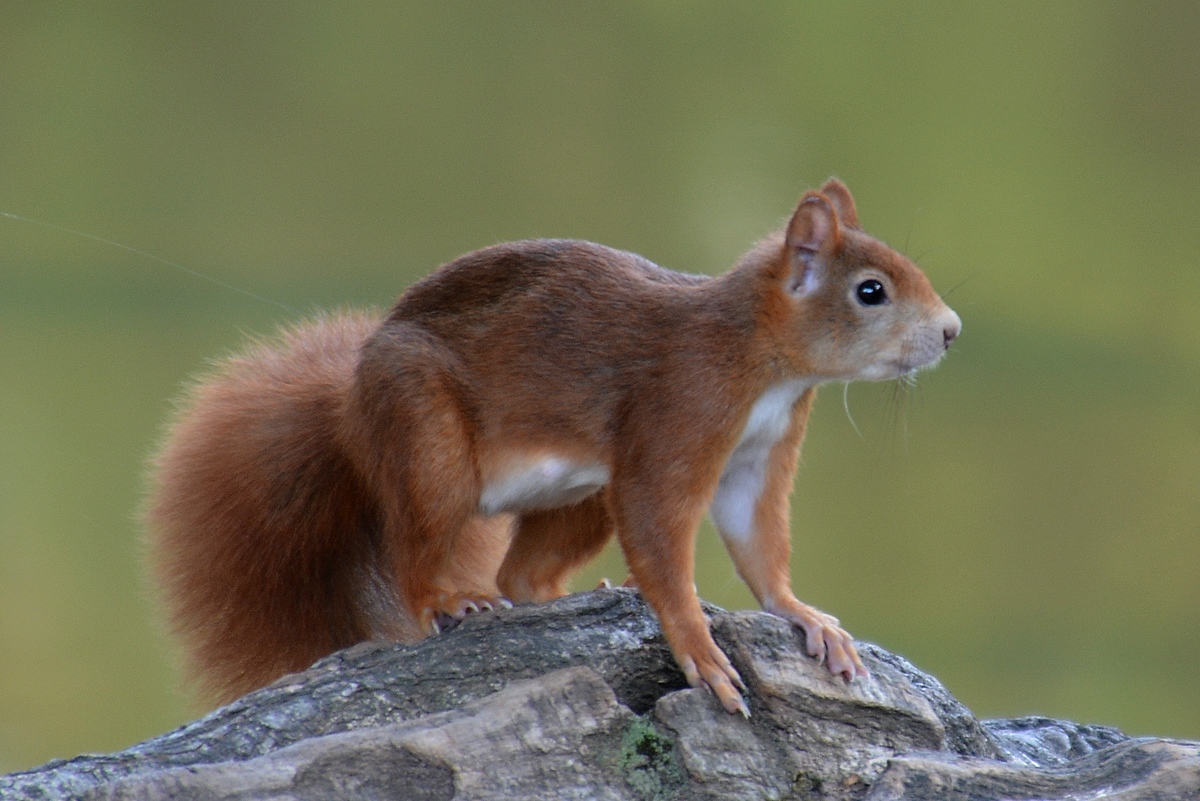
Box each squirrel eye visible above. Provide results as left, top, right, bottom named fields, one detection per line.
left=855, top=279, right=887, bottom=306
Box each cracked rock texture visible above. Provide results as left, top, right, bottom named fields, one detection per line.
left=2, top=589, right=1197, bottom=800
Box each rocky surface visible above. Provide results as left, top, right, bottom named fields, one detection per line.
left=2, top=588, right=1197, bottom=800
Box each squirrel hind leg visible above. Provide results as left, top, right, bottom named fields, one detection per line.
left=424, top=514, right=515, bottom=632
left=496, top=493, right=614, bottom=603
left=346, top=331, right=502, bottom=635
left=368, top=402, right=512, bottom=634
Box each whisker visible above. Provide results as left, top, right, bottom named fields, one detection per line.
left=842, top=382, right=863, bottom=439
left=910, top=246, right=938, bottom=264
left=939, top=273, right=976, bottom=301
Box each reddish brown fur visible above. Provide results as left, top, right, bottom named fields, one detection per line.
left=146, top=180, right=960, bottom=711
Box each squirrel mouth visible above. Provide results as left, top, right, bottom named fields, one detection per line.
left=888, top=352, right=942, bottom=377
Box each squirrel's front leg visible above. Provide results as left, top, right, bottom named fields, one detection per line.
left=711, top=388, right=868, bottom=682
left=610, top=477, right=750, bottom=716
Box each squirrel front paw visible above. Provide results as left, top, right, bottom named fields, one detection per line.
left=672, top=635, right=750, bottom=717
left=766, top=599, right=869, bottom=682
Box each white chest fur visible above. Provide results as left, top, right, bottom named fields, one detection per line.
left=479, top=455, right=610, bottom=515
left=710, top=378, right=814, bottom=543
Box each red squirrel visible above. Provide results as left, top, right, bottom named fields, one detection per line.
left=147, top=179, right=960, bottom=716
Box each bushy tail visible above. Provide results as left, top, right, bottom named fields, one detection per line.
left=145, top=312, right=415, bottom=703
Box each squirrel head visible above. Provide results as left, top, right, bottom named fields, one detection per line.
left=767, top=178, right=961, bottom=382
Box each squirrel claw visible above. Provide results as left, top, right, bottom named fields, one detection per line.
left=421, top=591, right=509, bottom=635
left=767, top=600, right=868, bottom=682
left=713, top=682, right=751, bottom=717
left=678, top=644, right=749, bottom=717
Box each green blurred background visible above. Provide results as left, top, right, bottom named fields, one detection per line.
left=2, top=2, right=1198, bottom=771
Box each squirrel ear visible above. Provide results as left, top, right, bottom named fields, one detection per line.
left=786, top=193, right=839, bottom=255
left=784, top=194, right=838, bottom=296
left=819, top=178, right=859, bottom=229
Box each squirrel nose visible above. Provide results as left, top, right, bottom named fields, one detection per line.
left=942, top=310, right=962, bottom=349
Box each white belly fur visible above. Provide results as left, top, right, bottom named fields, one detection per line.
left=479, top=455, right=610, bottom=515
left=710, top=378, right=814, bottom=543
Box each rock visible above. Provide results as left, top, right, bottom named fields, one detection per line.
left=2, top=588, right=1197, bottom=800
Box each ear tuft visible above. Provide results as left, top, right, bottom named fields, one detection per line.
left=819, top=178, right=859, bottom=229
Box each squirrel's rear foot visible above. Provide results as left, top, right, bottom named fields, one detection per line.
left=418, top=592, right=512, bottom=634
